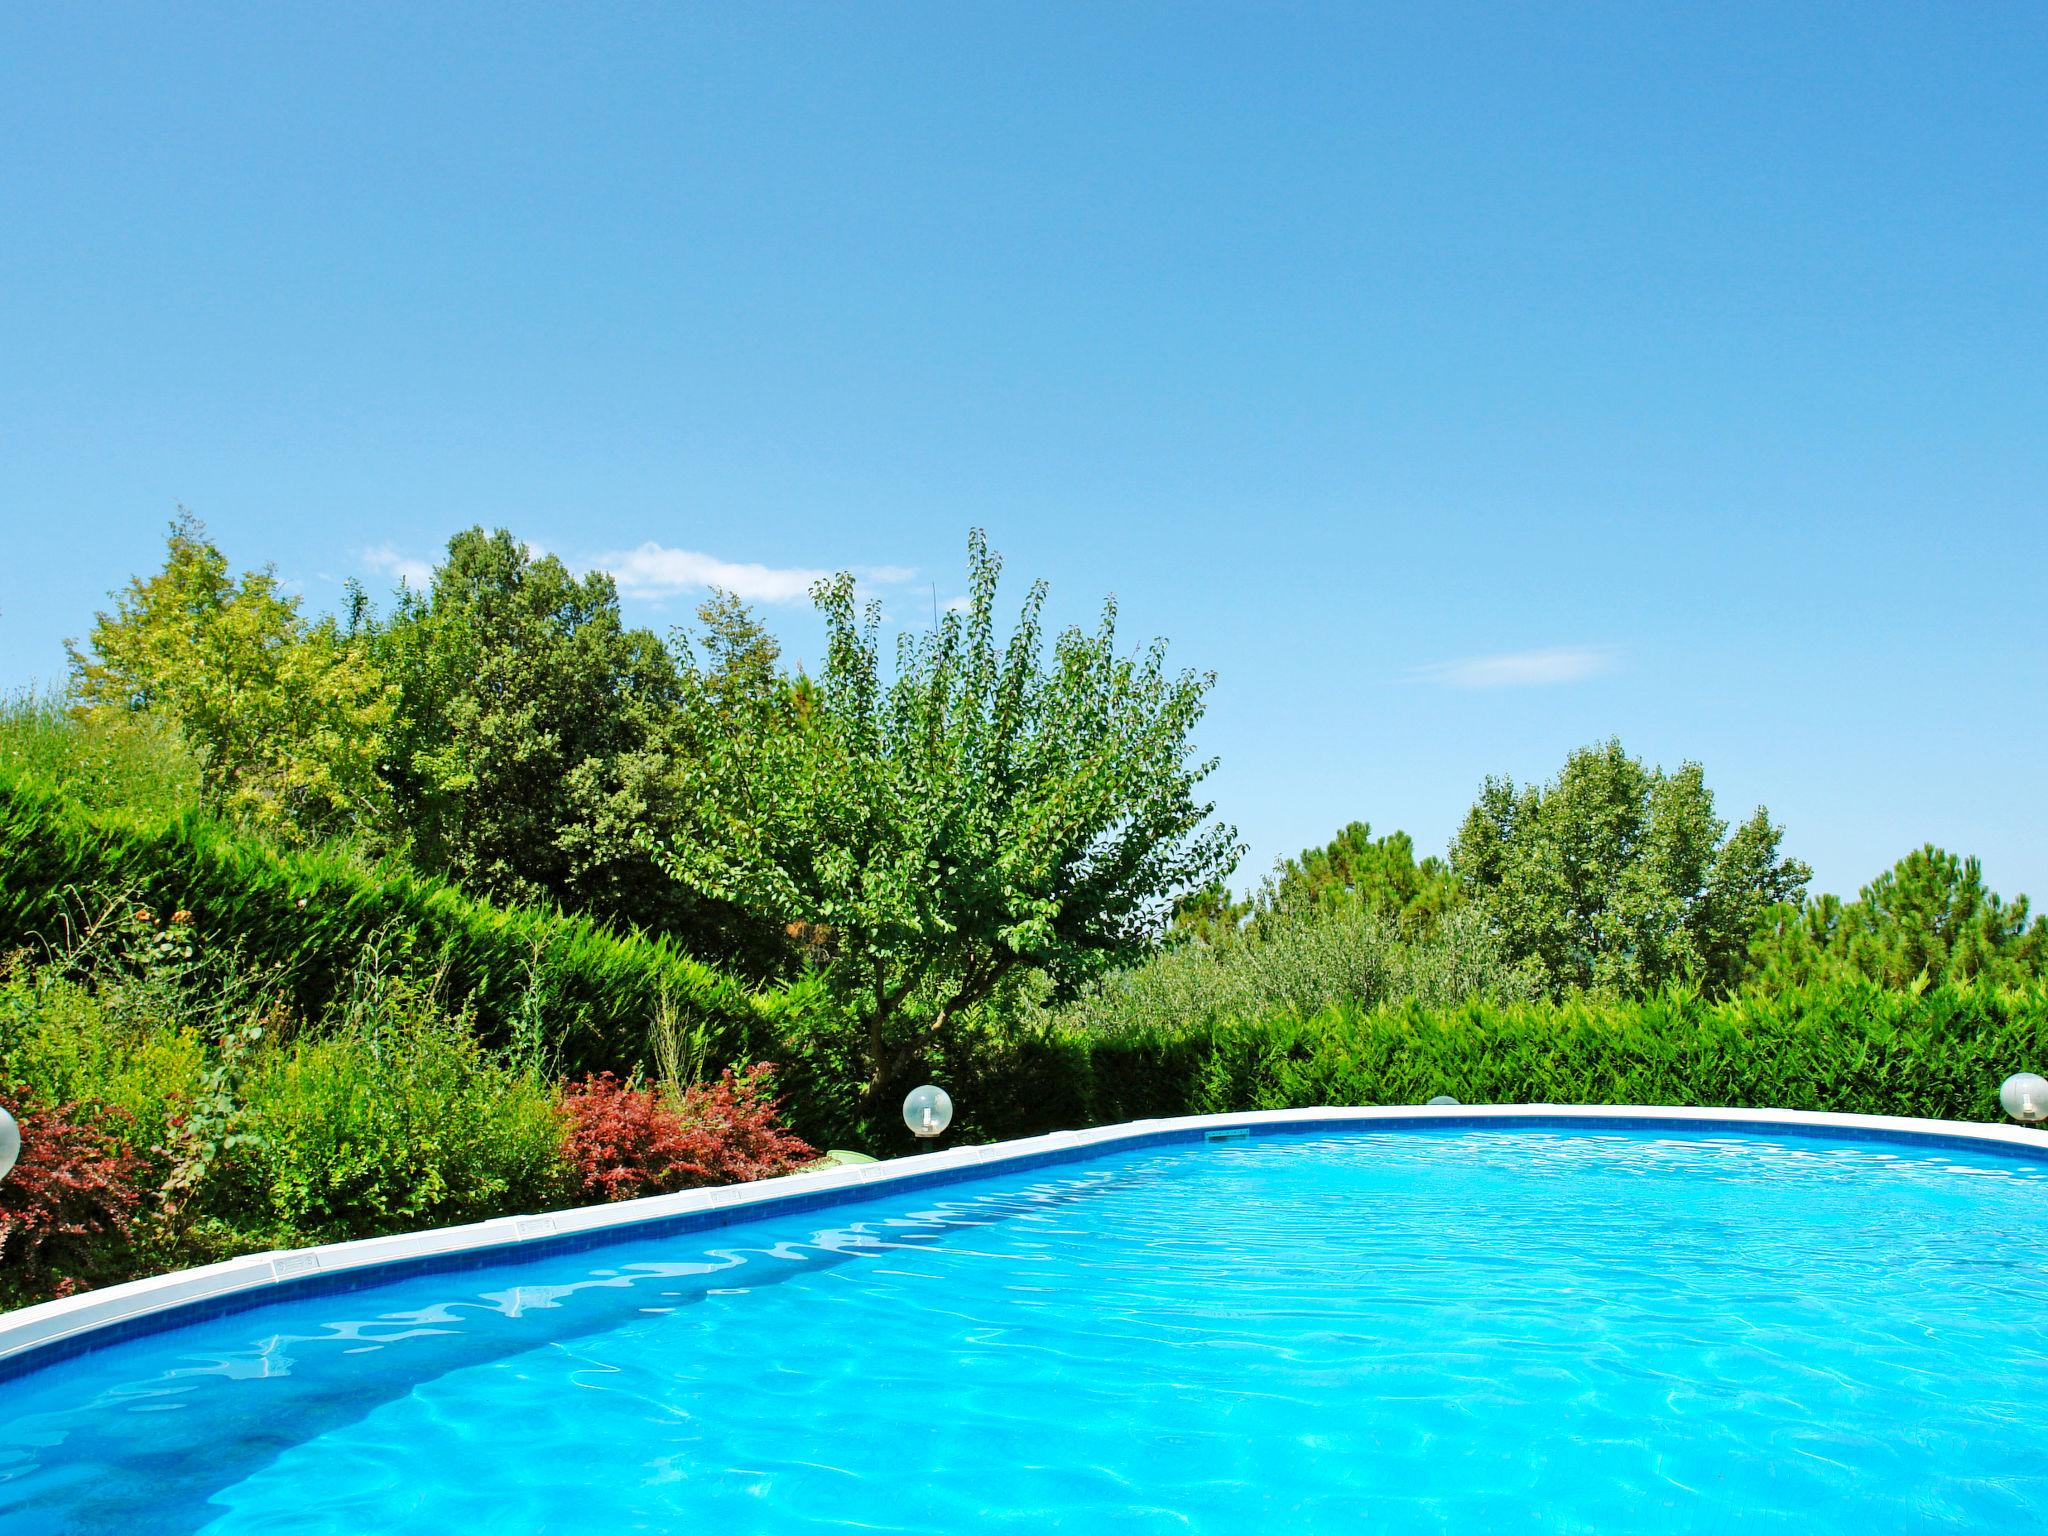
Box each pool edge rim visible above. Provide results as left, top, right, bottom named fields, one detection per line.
left=2, top=1102, right=2039, bottom=1372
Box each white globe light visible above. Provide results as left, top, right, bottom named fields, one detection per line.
left=1999, top=1072, right=2048, bottom=1123
left=1426, top=1095, right=1460, bottom=1107
left=902, top=1085, right=954, bottom=1140
left=0, top=1106, right=18, bottom=1183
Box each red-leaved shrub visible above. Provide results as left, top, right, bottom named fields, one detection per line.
left=0, top=1086, right=150, bottom=1298
left=559, top=1065, right=817, bottom=1202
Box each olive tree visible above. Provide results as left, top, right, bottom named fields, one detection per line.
left=648, top=531, right=1239, bottom=1110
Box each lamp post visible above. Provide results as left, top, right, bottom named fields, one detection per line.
left=1999, top=1072, right=2048, bottom=1125
left=902, top=1085, right=954, bottom=1148
left=0, top=1105, right=18, bottom=1184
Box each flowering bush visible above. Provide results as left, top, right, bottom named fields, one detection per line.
left=0, top=1086, right=150, bottom=1300
left=560, top=1065, right=815, bottom=1201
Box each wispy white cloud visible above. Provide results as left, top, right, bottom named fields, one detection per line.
left=598, top=542, right=917, bottom=606
left=1414, top=645, right=1618, bottom=689
left=362, top=545, right=434, bottom=589
left=942, top=595, right=972, bottom=614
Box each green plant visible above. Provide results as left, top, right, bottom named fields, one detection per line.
left=66, top=512, right=394, bottom=844
left=240, top=998, right=569, bottom=1243
left=1260, top=821, right=1462, bottom=938
left=0, top=690, right=200, bottom=822
left=1069, top=978, right=2047, bottom=1128
left=1751, top=845, right=2048, bottom=991
left=1058, top=902, right=1532, bottom=1042
left=0, top=766, right=796, bottom=1072
left=1452, top=738, right=1809, bottom=995
left=648, top=529, right=1240, bottom=1128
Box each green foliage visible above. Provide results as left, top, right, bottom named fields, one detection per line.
left=66, top=513, right=394, bottom=843
left=241, top=994, right=568, bottom=1244
left=0, top=972, right=211, bottom=1165
left=0, top=691, right=201, bottom=822
left=650, top=529, right=1240, bottom=1124
left=0, top=907, right=816, bottom=1306
left=1452, top=738, right=1809, bottom=995
left=1058, top=903, right=1533, bottom=1041
left=1166, top=879, right=1253, bottom=946
left=0, top=765, right=793, bottom=1073
left=1751, top=845, right=2048, bottom=991
left=371, top=530, right=695, bottom=926
left=1056, top=979, right=2048, bottom=1131
left=1262, top=820, right=1460, bottom=936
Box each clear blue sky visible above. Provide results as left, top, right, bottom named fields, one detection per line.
left=4, top=4, right=2044, bottom=902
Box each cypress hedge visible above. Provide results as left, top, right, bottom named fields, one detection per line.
left=1023, top=981, right=2048, bottom=1135
left=0, top=767, right=798, bottom=1070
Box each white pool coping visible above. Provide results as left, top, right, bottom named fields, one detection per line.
left=2, top=1103, right=2040, bottom=1370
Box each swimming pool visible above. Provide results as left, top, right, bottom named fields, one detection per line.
left=3, top=1108, right=2045, bottom=1533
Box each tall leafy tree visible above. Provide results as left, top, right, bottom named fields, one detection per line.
left=648, top=530, right=1240, bottom=1111
left=1452, top=738, right=1808, bottom=995
left=371, top=529, right=741, bottom=948
left=66, top=513, right=392, bottom=842
left=1750, top=845, right=2047, bottom=990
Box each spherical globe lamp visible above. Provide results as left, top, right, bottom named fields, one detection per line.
left=1999, top=1072, right=2048, bottom=1124
left=0, top=1105, right=18, bottom=1184
left=1426, top=1095, right=1460, bottom=1107
left=902, top=1085, right=954, bottom=1142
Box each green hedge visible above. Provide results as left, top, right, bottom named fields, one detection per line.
left=0, top=767, right=798, bottom=1070
left=1031, top=981, right=2048, bottom=1132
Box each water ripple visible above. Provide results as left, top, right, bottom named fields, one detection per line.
left=2, top=1129, right=2045, bottom=1534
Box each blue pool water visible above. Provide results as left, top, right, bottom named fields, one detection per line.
left=3, top=1125, right=2046, bottom=1533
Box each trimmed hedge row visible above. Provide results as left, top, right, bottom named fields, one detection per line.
left=950, top=981, right=2048, bottom=1143
left=797, top=979, right=2048, bottom=1148
left=0, top=768, right=797, bottom=1070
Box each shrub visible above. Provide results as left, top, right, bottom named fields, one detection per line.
left=1058, top=902, right=1533, bottom=1041
left=1070, top=978, right=2048, bottom=1127
left=560, top=1066, right=815, bottom=1201
left=239, top=1006, right=570, bottom=1244
left=0, top=1085, right=150, bottom=1302
left=0, top=691, right=200, bottom=824
left=0, top=971, right=211, bottom=1165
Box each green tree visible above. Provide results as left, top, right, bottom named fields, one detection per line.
left=648, top=530, right=1240, bottom=1118
left=370, top=529, right=771, bottom=960
left=66, top=513, right=393, bottom=842
left=1262, top=821, right=1460, bottom=936
left=1168, top=880, right=1253, bottom=946
left=1451, top=738, right=1808, bottom=995
left=1750, top=845, right=2048, bottom=990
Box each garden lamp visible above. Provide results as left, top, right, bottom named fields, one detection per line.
left=1999, top=1072, right=2048, bottom=1124
left=902, top=1085, right=954, bottom=1143
left=0, top=1105, right=18, bottom=1184
left=1426, top=1095, right=1460, bottom=1107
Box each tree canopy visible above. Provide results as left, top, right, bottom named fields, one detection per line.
left=1264, top=821, right=1459, bottom=936
left=1750, top=844, right=2048, bottom=990
left=372, top=528, right=687, bottom=911
left=647, top=530, right=1239, bottom=1111
left=66, top=512, right=391, bottom=842
left=1451, top=738, right=1809, bottom=995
